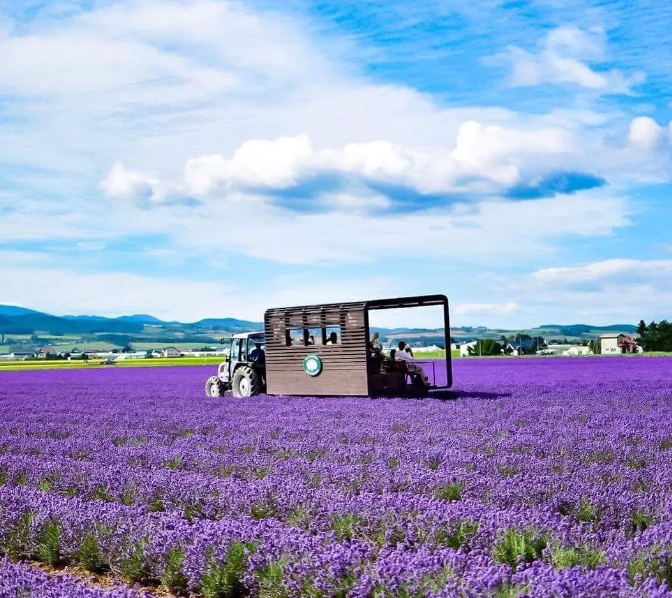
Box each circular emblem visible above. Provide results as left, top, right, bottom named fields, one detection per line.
left=303, top=354, right=323, bottom=377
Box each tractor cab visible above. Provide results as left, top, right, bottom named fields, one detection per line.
left=205, top=332, right=266, bottom=397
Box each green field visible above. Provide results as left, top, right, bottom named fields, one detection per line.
left=413, top=350, right=459, bottom=359
left=131, top=342, right=221, bottom=351
left=0, top=350, right=462, bottom=371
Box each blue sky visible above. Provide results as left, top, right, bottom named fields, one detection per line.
left=1, top=0, right=671, bottom=327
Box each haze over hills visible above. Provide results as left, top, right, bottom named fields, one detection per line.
left=0, top=304, right=637, bottom=342
left=0, top=306, right=262, bottom=336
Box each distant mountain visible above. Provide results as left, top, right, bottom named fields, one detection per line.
left=64, top=314, right=166, bottom=325
left=117, top=314, right=164, bottom=324
left=0, top=303, right=639, bottom=339
left=539, top=324, right=638, bottom=335
left=193, top=318, right=263, bottom=333
left=0, top=305, right=46, bottom=317
left=63, top=315, right=111, bottom=323
left=1, top=313, right=144, bottom=335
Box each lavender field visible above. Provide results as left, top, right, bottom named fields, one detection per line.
left=1, top=358, right=672, bottom=597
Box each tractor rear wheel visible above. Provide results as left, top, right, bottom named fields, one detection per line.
left=232, top=366, right=261, bottom=398
left=205, top=376, right=225, bottom=397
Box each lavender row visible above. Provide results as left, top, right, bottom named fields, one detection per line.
left=0, top=558, right=148, bottom=598
left=1, top=483, right=669, bottom=597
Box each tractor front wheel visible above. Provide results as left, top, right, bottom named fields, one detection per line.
left=232, top=366, right=261, bottom=398
left=205, top=376, right=225, bottom=397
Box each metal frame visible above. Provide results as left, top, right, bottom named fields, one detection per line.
left=262, top=294, right=452, bottom=396
left=363, top=294, right=452, bottom=390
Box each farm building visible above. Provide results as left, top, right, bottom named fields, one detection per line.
left=162, top=347, right=182, bottom=358
left=600, top=334, right=638, bottom=354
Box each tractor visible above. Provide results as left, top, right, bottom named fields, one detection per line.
left=205, top=332, right=266, bottom=398
left=205, top=294, right=453, bottom=398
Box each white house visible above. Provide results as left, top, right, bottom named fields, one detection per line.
left=600, top=334, right=637, bottom=355
left=460, top=341, right=478, bottom=357
left=162, top=347, right=182, bottom=358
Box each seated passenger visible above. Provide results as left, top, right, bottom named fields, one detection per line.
left=326, top=331, right=338, bottom=345
left=396, top=341, right=429, bottom=386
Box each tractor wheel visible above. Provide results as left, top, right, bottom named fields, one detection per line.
left=205, top=376, right=225, bottom=397
left=232, top=366, right=261, bottom=398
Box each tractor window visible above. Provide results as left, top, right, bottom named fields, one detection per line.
left=230, top=339, right=240, bottom=360
left=325, top=326, right=341, bottom=345
left=248, top=337, right=265, bottom=356
left=306, top=328, right=323, bottom=346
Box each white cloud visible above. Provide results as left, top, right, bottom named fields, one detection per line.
left=184, top=134, right=314, bottom=194
left=0, top=27, right=237, bottom=100
left=530, top=259, right=672, bottom=289
left=327, top=140, right=415, bottom=180
left=495, top=259, right=672, bottom=324
left=492, top=26, right=644, bottom=93
left=454, top=302, right=519, bottom=315
left=99, top=162, right=163, bottom=201
left=449, top=120, right=572, bottom=186
left=628, top=116, right=664, bottom=150
left=0, top=0, right=333, bottom=104
left=110, top=122, right=576, bottom=202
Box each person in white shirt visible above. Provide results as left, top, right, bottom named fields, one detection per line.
left=395, top=341, right=429, bottom=386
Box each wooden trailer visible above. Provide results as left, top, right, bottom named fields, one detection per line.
left=264, top=294, right=452, bottom=396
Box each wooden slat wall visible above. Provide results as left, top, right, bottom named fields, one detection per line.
left=264, top=302, right=369, bottom=396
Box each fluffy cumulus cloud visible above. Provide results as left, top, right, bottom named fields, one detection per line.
left=491, top=26, right=645, bottom=93
left=102, top=104, right=672, bottom=211
left=106, top=121, right=579, bottom=204
left=184, top=135, right=315, bottom=193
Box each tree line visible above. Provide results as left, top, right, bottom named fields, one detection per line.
left=637, top=320, right=672, bottom=352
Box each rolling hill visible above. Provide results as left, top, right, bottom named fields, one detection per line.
left=0, top=304, right=638, bottom=351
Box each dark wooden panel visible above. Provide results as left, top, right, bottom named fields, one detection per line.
left=267, top=368, right=368, bottom=396
left=264, top=302, right=369, bottom=396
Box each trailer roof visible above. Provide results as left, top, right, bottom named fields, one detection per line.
left=232, top=331, right=265, bottom=339
left=264, top=294, right=448, bottom=316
